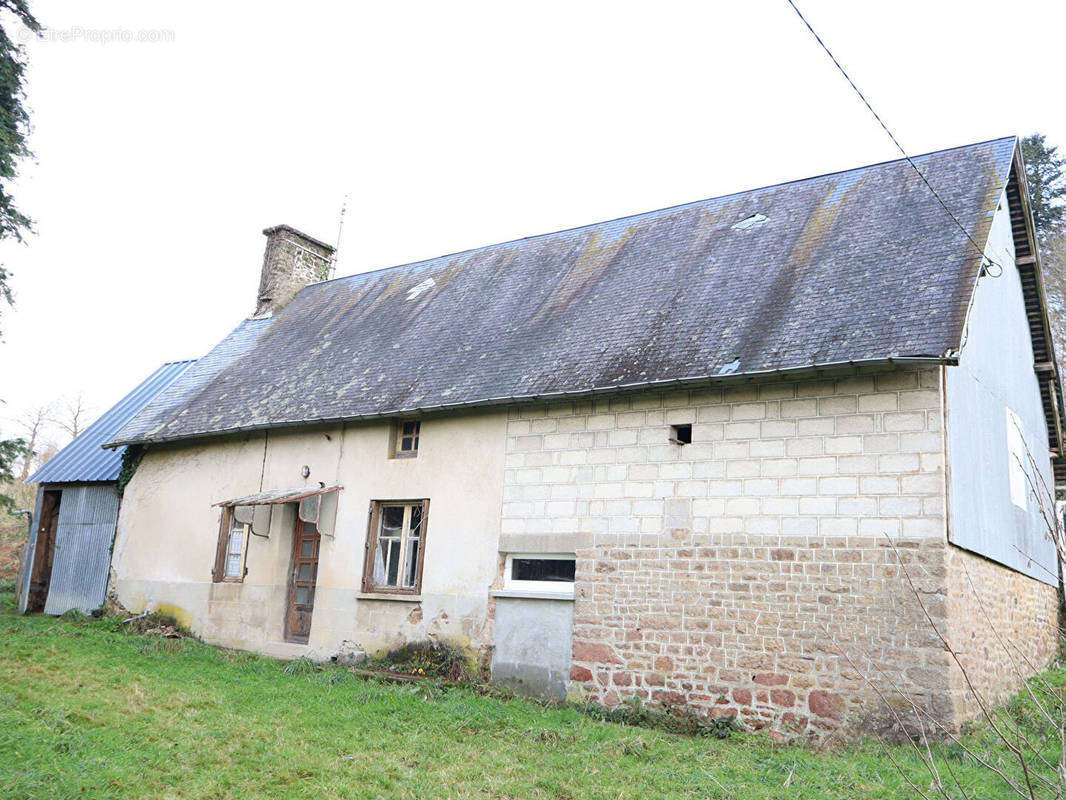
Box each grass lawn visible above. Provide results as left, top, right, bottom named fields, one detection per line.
left=0, top=584, right=1058, bottom=799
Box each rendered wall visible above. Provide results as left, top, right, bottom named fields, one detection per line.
left=492, top=597, right=574, bottom=700
left=110, top=410, right=508, bottom=659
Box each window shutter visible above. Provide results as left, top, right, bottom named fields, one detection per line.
left=211, top=508, right=231, bottom=582
left=317, top=491, right=338, bottom=536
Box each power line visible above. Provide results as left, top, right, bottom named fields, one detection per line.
left=785, top=0, right=1003, bottom=276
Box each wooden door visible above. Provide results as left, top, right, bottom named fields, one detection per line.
left=285, top=519, right=320, bottom=643
left=27, top=490, right=61, bottom=613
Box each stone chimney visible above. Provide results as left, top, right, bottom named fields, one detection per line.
left=253, top=225, right=335, bottom=317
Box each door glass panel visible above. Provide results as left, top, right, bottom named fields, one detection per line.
left=298, top=563, right=312, bottom=582
left=301, top=538, right=314, bottom=558
left=296, top=586, right=309, bottom=605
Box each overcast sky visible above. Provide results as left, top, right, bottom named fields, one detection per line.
left=2, top=0, right=1064, bottom=447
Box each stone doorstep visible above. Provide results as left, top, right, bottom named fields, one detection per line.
left=261, top=640, right=311, bottom=661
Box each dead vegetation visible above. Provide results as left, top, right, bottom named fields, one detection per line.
left=853, top=441, right=1066, bottom=799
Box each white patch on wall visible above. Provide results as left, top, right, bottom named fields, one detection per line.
left=1006, top=407, right=1028, bottom=509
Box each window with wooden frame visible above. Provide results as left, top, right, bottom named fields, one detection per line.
left=392, top=420, right=421, bottom=458
left=212, top=508, right=250, bottom=582
left=362, top=500, right=429, bottom=594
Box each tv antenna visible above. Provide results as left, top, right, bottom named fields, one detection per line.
left=328, top=193, right=348, bottom=279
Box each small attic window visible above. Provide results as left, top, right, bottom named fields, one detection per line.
left=391, top=420, right=421, bottom=458
left=732, top=213, right=768, bottom=231
left=670, top=424, right=692, bottom=445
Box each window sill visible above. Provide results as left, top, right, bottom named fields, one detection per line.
left=491, top=589, right=574, bottom=601
left=355, top=592, right=422, bottom=602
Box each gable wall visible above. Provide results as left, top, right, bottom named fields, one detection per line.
left=501, top=368, right=952, bottom=735
left=944, top=193, right=1058, bottom=582
left=940, top=189, right=1061, bottom=715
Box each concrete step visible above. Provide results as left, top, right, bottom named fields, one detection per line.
left=261, top=640, right=310, bottom=661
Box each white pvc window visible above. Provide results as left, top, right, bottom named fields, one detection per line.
left=504, top=553, right=575, bottom=597
left=1006, top=407, right=1028, bottom=509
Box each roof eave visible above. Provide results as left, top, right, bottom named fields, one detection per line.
left=1006, top=142, right=1066, bottom=485
left=105, top=355, right=955, bottom=449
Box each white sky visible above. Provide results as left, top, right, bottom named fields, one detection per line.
left=2, top=0, right=1064, bottom=447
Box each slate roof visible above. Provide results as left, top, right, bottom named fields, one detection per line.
left=113, top=318, right=272, bottom=444
left=29, top=360, right=195, bottom=483
left=111, top=137, right=1025, bottom=447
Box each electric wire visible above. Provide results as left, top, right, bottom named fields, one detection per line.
left=785, top=0, right=1004, bottom=277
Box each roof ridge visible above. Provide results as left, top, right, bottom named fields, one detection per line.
left=311, top=135, right=1017, bottom=289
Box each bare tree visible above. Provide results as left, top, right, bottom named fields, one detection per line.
left=851, top=437, right=1066, bottom=799
left=56, top=393, right=92, bottom=441
left=16, top=402, right=52, bottom=481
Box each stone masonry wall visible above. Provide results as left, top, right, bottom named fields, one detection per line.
left=945, top=546, right=1059, bottom=720
left=503, top=366, right=960, bottom=737
left=254, top=226, right=333, bottom=317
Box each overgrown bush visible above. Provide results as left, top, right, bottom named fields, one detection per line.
left=582, top=694, right=740, bottom=739
left=368, top=640, right=475, bottom=682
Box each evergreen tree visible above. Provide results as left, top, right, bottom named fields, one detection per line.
left=0, top=1, right=38, bottom=509
left=1022, top=133, right=1066, bottom=242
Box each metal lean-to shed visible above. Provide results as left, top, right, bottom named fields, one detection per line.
left=17, top=360, right=195, bottom=615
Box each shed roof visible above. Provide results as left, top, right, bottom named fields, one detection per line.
left=29, top=360, right=195, bottom=484
left=109, top=137, right=1051, bottom=448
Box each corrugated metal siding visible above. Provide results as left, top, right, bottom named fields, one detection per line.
left=29, top=360, right=195, bottom=484
left=43, top=485, right=121, bottom=615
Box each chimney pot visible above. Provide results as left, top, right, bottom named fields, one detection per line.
left=253, top=225, right=335, bottom=317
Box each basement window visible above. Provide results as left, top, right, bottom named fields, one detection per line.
left=504, top=554, right=575, bottom=597
left=391, top=420, right=421, bottom=458
left=670, top=424, right=692, bottom=445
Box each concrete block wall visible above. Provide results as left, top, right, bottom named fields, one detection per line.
left=502, top=365, right=1056, bottom=737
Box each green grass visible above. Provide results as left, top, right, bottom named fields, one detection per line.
left=0, top=582, right=1059, bottom=799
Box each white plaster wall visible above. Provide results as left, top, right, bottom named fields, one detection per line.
left=110, top=410, right=508, bottom=657
left=944, top=193, right=1058, bottom=583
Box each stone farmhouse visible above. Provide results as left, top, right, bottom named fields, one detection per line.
left=102, top=136, right=1063, bottom=737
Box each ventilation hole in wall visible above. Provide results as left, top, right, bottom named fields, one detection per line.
left=670, top=424, right=692, bottom=445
